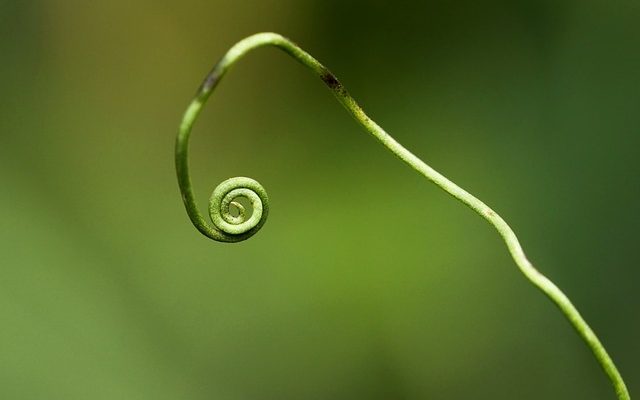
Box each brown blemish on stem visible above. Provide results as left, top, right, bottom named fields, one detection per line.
left=321, top=70, right=343, bottom=91
left=201, top=68, right=222, bottom=94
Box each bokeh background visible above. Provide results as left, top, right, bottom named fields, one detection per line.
left=1, top=1, right=638, bottom=399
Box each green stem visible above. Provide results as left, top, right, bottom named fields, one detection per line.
left=175, top=32, right=630, bottom=399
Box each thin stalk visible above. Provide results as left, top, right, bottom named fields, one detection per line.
left=175, top=32, right=630, bottom=399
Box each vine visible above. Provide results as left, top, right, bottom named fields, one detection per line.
left=175, top=32, right=630, bottom=399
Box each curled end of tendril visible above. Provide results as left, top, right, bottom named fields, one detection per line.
left=208, top=177, right=269, bottom=242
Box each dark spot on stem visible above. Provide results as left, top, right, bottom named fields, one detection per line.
left=321, top=70, right=343, bottom=91
left=201, top=69, right=222, bottom=94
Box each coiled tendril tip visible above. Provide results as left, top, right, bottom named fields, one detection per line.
left=209, top=176, right=268, bottom=237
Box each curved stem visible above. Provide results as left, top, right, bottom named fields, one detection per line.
left=175, top=32, right=630, bottom=399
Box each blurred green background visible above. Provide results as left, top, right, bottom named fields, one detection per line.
left=1, top=1, right=638, bottom=399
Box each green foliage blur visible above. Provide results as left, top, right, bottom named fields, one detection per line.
left=1, top=1, right=638, bottom=399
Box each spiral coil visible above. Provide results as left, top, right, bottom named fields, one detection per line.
left=208, top=177, right=268, bottom=237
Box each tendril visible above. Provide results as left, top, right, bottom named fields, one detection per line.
left=175, top=32, right=630, bottom=399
